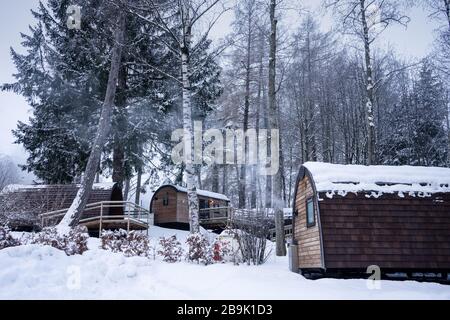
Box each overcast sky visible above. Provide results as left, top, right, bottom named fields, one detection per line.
left=0, top=0, right=441, bottom=163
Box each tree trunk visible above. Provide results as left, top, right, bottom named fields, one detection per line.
left=212, top=164, right=219, bottom=193
left=123, top=178, right=130, bottom=201
left=269, top=0, right=286, bottom=257
left=196, top=165, right=202, bottom=190
left=263, top=70, right=272, bottom=209
left=222, top=164, right=227, bottom=195
left=58, top=11, right=126, bottom=231
left=239, top=21, right=252, bottom=209
left=360, top=0, right=376, bottom=165
left=112, top=65, right=128, bottom=190
left=306, top=26, right=317, bottom=161
left=445, top=0, right=450, bottom=30
left=447, top=91, right=450, bottom=167
left=181, top=17, right=200, bottom=234
left=134, top=170, right=142, bottom=206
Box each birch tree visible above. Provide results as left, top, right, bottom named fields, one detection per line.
left=326, top=0, right=409, bottom=165
left=128, top=0, right=226, bottom=233
left=58, top=6, right=127, bottom=231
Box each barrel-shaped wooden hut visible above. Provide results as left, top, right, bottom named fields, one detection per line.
left=0, top=183, right=123, bottom=230
left=150, top=184, right=230, bottom=229
left=291, top=162, right=450, bottom=279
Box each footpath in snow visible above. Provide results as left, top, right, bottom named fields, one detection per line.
left=0, top=226, right=449, bottom=300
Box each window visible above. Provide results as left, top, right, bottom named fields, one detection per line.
left=162, top=193, right=169, bottom=206
left=306, top=198, right=315, bottom=227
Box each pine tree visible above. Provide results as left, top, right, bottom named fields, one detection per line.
left=3, top=0, right=220, bottom=191
left=410, top=61, right=448, bottom=166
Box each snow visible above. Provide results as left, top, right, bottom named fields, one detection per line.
left=303, top=162, right=450, bottom=198
left=0, top=226, right=449, bottom=300
left=168, top=184, right=230, bottom=202
left=1, top=182, right=116, bottom=195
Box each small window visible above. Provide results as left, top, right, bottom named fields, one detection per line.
left=163, top=193, right=169, bottom=206
left=306, top=198, right=315, bottom=227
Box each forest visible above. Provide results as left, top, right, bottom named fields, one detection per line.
left=0, top=0, right=449, bottom=231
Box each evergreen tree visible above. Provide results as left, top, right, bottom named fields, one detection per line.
left=3, top=0, right=221, bottom=188
left=411, top=61, right=448, bottom=166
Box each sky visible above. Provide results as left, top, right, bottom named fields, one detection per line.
left=0, top=0, right=442, bottom=164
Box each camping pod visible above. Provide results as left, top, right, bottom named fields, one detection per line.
left=150, top=184, right=230, bottom=230
left=0, top=183, right=123, bottom=231
left=291, top=162, right=450, bottom=278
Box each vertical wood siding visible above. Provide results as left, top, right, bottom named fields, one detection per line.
left=294, top=176, right=323, bottom=269
left=152, top=186, right=178, bottom=224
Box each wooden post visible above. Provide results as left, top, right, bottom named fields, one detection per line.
left=127, top=202, right=130, bottom=233
left=99, top=203, right=103, bottom=237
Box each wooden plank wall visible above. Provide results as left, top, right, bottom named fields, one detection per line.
left=153, top=187, right=178, bottom=224
left=319, top=192, right=450, bottom=270
left=294, top=176, right=323, bottom=269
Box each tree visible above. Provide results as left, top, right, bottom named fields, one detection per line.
left=227, top=0, right=261, bottom=209
left=326, top=0, right=409, bottom=165
left=128, top=0, right=225, bottom=233
left=268, top=0, right=286, bottom=257
left=410, top=61, right=448, bottom=166
left=4, top=0, right=184, bottom=188
left=0, top=156, right=20, bottom=191
left=423, top=1, right=450, bottom=166
left=58, top=4, right=127, bottom=230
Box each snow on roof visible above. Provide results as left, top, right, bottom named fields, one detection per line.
left=164, top=185, right=230, bottom=202
left=303, top=162, right=450, bottom=198
left=1, top=183, right=116, bottom=195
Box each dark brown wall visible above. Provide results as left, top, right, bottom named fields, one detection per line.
left=319, top=192, right=450, bottom=270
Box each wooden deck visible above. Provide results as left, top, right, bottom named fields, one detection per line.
left=199, top=207, right=230, bottom=228
left=79, top=215, right=149, bottom=231
left=39, top=201, right=154, bottom=236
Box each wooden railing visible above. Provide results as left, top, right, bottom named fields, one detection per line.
left=269, top=225, right=293, bottom=242
left=39, top=201, right=154, bottom=234
left=199, top=207, right=231, bottom=225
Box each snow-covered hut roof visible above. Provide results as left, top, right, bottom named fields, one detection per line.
left=160, top=184, right=230, bottom=202
left=1, top=183, right=116, bottom=195
left=302, top=162, right=450, bottom=198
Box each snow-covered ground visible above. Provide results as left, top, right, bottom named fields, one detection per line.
left=0, top=226, right=449, bottom=300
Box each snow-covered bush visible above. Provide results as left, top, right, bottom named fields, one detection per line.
left=212, top=238, right=231, bottom=263
left=229, top=215, right=272, bottom=265
left=158, top=235, right=183, bottom=263
left=30, top=226, right=89, bottom=256
left=101, top=229, right=150, bottom=257
left=0, top=225, right=20, bottom=250
left=186, top=233, right=212, bottom=265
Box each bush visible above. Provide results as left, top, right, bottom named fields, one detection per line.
left=30, top=226, right=89, bottom=256
left=158, top=235, right=183, bottom=263
left=212, top=238, right=231, bottom=263
left=101, top=229, right=150, bottom=257
left=229, top=214, right=272, bottom=265
left=186, top=233, right=212, bottom=265
left=0, top=225, right=20, bottom=250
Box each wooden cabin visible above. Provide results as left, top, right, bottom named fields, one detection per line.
left=150, top=184, right=230, bottom=229
left=0, top=183, right=123, bottom=231
left=291, top=162, right=450, bottom=279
